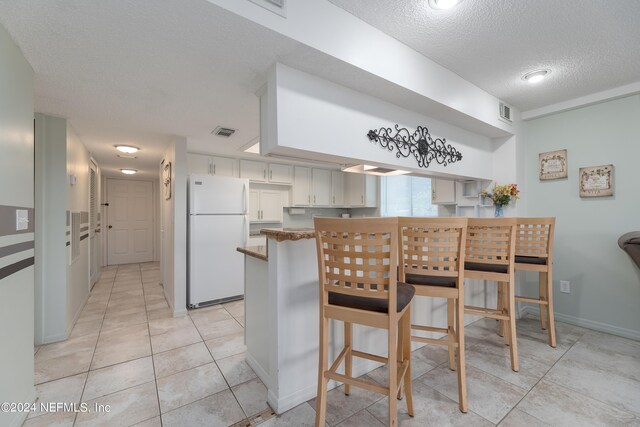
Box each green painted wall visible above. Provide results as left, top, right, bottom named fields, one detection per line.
left=523, top=94, right=640, bottom=338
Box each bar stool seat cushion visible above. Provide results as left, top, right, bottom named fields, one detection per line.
left=328, top=282, right=415, bottom=313
left=404, top=273, right=456, bottom=287
left=515, top=256, right=547, bottom=265
left=464, top=261, right=508, bottom=274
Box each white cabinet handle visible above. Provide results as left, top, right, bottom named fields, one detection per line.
left=361, top=195, right=364, bottom=203
left=308, top=194, right=311, bottom=204
left=314, top=195, right=316, bottom=204
left=332, top=196, right=335, bottom=204
left=263, top=169, right=266, bottom=180
left=213, top=163, right=216, bottom=175
left=269, top=170, right=273, bottom=180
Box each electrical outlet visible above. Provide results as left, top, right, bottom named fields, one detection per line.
left=560, top=280, right=571, bottom=294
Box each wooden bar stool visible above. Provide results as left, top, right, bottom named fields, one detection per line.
left=513, top=217, right=557, bottom=347
left=398, top=217, right=468, bottom=413
left=463, top=218, right=519, bottom=372
left=313, top=217, right=415, bottom=427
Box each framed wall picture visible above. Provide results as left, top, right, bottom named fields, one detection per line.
left=579, top=164, right=614, bottom=198
left=539, top=149, right=568, bottom=180
left=163, top=161, right=172, bottom=200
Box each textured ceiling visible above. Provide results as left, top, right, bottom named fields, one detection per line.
left=0, top=0, right=302, bottom=177
left=4, top=0, right=637, bottom=177
left=327, top=0, right=640, bottom=112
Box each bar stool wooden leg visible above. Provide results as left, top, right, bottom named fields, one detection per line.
left=507, top=277, right=519, bottom=372
left=344, top=322, right=352, bottom=396
left=546, top=270, right=557, bottom=348
left=497, top=282, right=506, bottom=338
left=455, top=294, right=468, bottom=413
left=315, top=315, right=329, bottom=427
left=539, top=273, right=548, bottom=330
left=447, top=299, right=456, bottom=370
left=396, top=317, right=404, bottom=400
left=403, top=307, right=414, bottom=416
left=388, top=319, right=398, bottom=427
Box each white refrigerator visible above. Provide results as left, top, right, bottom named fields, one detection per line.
left=188, top=174, right=249, bottom=308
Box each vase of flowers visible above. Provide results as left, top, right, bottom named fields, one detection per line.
left=480, top=183, right=520, bottom=217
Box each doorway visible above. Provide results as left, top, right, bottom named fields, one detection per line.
left=105, top=178, right=155, bottom=265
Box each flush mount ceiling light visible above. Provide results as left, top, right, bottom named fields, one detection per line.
left=342, top=164, right=410, bottom=176
left=120, top=169, right=137, bottom=175
left=428, top=0, right=461, bottom=10
left=522, top=69, right=550, bottom=84
left=115, top=145, right=139, bottom=154
left=244, top=142, right=260, bottom=154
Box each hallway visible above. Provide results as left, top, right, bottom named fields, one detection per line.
left=28, top=263, right=263, bottom=426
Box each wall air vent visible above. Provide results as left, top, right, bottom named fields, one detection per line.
left=499, top=101, right=513, bottom=123
left=212, top=126, right=237, bottom=138
left=248, top=0, right=287, bottom=17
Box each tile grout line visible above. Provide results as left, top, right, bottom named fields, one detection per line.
left=189, top=303, right=253, bottom=426
left=140, top=262, right=164, bottom=427
left=72, top=264, right=118, bottom=427
left=492, top=321, right=588, bottom=425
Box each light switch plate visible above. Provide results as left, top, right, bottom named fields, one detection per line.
left=560, top=280, right=571, bottom=294
left=16, top=209, right=29, bottom=231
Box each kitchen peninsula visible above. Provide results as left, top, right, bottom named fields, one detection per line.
left=237, top=226, right=497, bottom=414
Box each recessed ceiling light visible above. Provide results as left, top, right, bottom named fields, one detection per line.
left=429, top=0, right=460, bottom=10
left=522, top=69, right=550, bottom=84
left=120, top=169, right=137, bottom=175
left=115, top=145, right=139, bottom=154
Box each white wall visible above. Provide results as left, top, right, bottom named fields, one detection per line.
left=66, top=124, right=91, bottom=331
left=34, top=113, right=68, bottom=343
left=209, top=0, right=512, bottom=135
left=523, top=95, right=640, bottom=339
left=34, top=114, right=93, bottom=344
left=0, top=22, right=36, bottom=427
left=265, top=64, right=497, bottom=181
left=161, top=138, right=188, bottom=316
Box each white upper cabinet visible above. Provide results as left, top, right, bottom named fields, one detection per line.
left=249, top=189, right=284, bottom=223
left=292, top=166, right=312, bottom=206
left=240, top=159, right=267, bottom=182
left=187, top=153, right=237, bottom=177
left=331, top=171, right=345, bottom=207
left=268, top=163, right=292, bottom=184
left=187, top=153, right=212, bottom=175
left=211, top=156, right=236, bottom=177
left=312, top=169, right=331, bottom=207
left=346, top=174, right=378, bottom=207
left=431, top=178, right=456, bottom=204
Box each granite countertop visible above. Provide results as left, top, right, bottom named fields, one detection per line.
left=260, top=228, right=316, bottom=242
left=236, top=245, right=268, bottom=261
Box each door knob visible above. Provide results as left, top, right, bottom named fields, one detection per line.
left=108, top=225, right=113, bottom=229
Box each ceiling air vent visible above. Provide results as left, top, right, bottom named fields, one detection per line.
left=248, top=0, right=287, bottom=17
left=499, top=101, right=513, bottom=123
left=212, top=126, right=237, bottom=138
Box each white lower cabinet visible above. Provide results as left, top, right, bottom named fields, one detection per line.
left=249, top=189, right=284, bottom=223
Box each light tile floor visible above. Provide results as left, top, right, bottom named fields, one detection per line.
left=27, top=263, right=640, bottom=426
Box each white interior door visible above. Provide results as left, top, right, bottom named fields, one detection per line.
left=107, top=179, right=154, bottom=265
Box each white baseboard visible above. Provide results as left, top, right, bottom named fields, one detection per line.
left=522, top=306, right=640, bottom=341
left=3, top=386, right=36, bottom=427
left=264, top=357, right=382, bottom=414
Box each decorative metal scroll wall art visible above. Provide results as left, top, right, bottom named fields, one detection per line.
left=366, top=125, right=462, bottom=168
